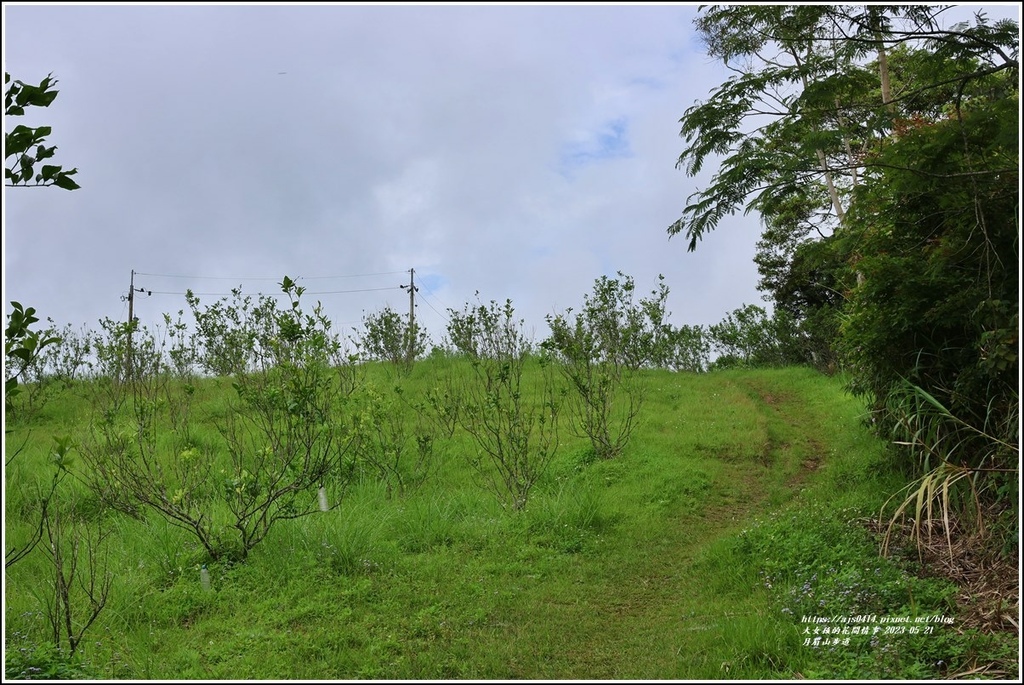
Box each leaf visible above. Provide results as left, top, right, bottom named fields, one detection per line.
left=53, top=171, right=80, bottom=191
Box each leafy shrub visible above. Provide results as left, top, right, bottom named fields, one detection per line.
left=357, top=306, right=429, bottom=376
left=445, top=297, right=559, bottom=511
left=544, top=273, right=666, bottom=458
left=80, top=277, right=360, bottom=561
left=707, top=304, right=804, bottom=369
left=4, top=634, right=97, bottom=680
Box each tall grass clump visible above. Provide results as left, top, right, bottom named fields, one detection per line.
left=879, top=379, right=1019, bottom=559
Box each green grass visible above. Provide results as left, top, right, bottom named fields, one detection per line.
left=4, top=362, right=1016, bottom=679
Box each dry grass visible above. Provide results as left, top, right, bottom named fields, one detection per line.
left=873, top=501, right=1019, bottom=679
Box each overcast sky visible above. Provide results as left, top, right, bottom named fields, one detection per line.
left=3, top=3, right=1019, bottom=349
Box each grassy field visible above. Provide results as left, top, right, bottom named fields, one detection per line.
left=3, top=362, right=1017, bottom=679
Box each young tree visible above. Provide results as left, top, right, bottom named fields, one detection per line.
left=5, top=302, right=62, bottom=413
left=357, top=305, right=429, bottom=376
left=38, top=451, right=114, bottom=659
left=445, top=297, right=559, bottom=511
left=81, top=278, right=360, bottom=561
left=351, top=383, right=436, bottom=498
left=544, top=273, right=667, bottom=459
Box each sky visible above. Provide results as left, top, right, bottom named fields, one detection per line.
left=3, top=2, right=1020, bottom=351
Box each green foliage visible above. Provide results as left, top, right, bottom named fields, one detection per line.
left=357, top=305, right=429, bottom=376
left=445, top=297, right=559, bottom=510
left=5, top=304, right=67, bottom=569
left=9, top=320, right=95, bottom=420
left=673, top=7, right=1017, bottom=247
left=4, top=635, right=98, bottom=680
left=707, top=304, right=804, bottom=370
left=837, top=92, right=1019, bottom=480
left=5, top=72, right=80, bottom=190
left=185, top=286, right=273, bottom=377
left=543, top=273, right=666, bottom=459
left=654, top=323, right=710, bottom=373
left=79, top=278, right=360, bottom=561
left=756, top=229, right=848, bottom=372
left=5, top=302, right=62, bottom=411
left=351, top=382, right=436, bottom=498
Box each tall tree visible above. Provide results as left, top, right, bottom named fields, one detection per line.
left=671, top=5, right=1019, bottom=534
left=669, top=5, right=1016, bottom=252
left=670, top=5, right=1018, bottom=356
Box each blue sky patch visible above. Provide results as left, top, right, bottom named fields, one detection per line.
left=559, top=117, right=633, bottom=177
left=417, top=272, right=447, bottom=295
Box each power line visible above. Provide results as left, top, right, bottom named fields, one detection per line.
left=133, top=270, right=407, bottom=281
left=420, top=291, right=450, bottom=324
left=422, top=288, right=453, bottom=313
left=298, top=271, right=408, bottom=280
left=127, top=268, right=429, bottom=329
left=146, top=285, right=402, bottom=298
left=134, top=272, right=280, bottom=281
left=147, top=290, right=280, bottom=297
left=305, top=286, right=404, bottom=295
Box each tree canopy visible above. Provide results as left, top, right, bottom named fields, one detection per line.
left=669, top=5, right=1018, bottom=251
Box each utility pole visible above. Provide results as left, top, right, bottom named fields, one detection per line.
left=125, top=270, right=151, bottom=373
left=400, top=268, right=418, bottom=366
left=127, top=269, right=137, bottom=376
left=127, top=269, right=136, bottom=325
left=407, top=268, right=416, bottom=331
left=126, top=270, right=151, bottom=327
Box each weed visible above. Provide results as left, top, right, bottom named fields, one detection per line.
left=4, top=634, right=97, bottom=680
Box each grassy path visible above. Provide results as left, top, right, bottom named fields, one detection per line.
left=427, top=369, right=843, bottom=680
left=527, top=371, right=832, bottom=679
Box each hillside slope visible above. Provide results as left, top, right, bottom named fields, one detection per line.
left=4, top=365, right=1016, bottom=679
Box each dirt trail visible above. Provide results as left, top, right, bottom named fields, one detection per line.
left=734, top=374, right=830, bottom=484
left=549, top=373, right=835, bottom=678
